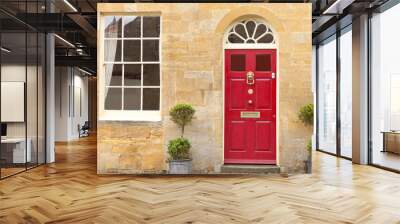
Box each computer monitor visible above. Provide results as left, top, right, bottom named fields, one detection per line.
left=1, top=123, right=7, bottom=137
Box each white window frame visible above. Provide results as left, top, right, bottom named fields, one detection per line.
left=99, top=14, right=162, bottom=121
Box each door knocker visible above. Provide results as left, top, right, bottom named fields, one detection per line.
left=246, top=71, right=255, bottom=85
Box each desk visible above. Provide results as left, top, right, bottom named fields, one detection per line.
left=382, top=131, right=400, bottom=154
left=1, top=138, right=31, bottom=163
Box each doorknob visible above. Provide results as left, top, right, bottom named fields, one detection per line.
left=246, top=71, right=255, bottom=85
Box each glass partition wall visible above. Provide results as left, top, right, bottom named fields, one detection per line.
left=316, top=26, right=352, bottom=159
left=317, top=35, right=337, bottom=155
left=316, top=1, right=400, bottom=172
left=0, top=4, right=46, bottom=179
left=370, top=3, right=400, bottom=171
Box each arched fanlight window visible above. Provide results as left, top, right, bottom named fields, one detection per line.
left=225, top=19, right=276, bottom=47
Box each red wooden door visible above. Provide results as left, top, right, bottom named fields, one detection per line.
left=224, top=49, right=276, bottom=164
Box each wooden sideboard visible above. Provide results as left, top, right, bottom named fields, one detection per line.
left=382, top=131, right=400, bottom=154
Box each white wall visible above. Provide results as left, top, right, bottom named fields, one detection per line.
left=55, top=67, right=89, bottom=141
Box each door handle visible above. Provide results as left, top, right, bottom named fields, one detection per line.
left=272, top=73, right=276, bottom=79
left=246, top=71, right=255, bottom=85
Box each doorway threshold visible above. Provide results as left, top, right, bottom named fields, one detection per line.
left=221, top=164, right=280, bottom=174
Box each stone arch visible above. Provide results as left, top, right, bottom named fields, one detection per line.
left=215, top=7, right=285, bottom=39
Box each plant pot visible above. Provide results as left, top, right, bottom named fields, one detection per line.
left=304, top=154, right=312, bottom=174
left=168, top=159, right=192, bottom=174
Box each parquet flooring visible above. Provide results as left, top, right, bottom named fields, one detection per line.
left=1, top=135, right=400, bottom=223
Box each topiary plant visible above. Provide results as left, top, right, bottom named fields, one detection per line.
left=169, top=103, right=195, bottom=137
left=167, top=137, right=191, bottom=161
left=168, top=103, right=196, bottom=162
left=298, top=103, right=314, bottom=126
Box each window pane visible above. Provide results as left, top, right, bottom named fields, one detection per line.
left=105, top=64, right=122, bottom=86
left=143, top=64, right=160, bottom=86
left=254, top=24, right=267, bottom=39
left=104, top=39, right=121, bottom=62
left=231, top=54, right=245, bottom=71
left=234, top=24, right=247, bottom=39
left=105, top=88, right=122, bottom=110
left=124, top=64, right=141, bottom=86
left=256, top=54, right=271, bottom=71
left=124, top=16, right=141, bottom=38
left=246, top=21, right=256, bottom=38
left=258, top=33, right=274, bottom=43
left=27, top=32, right=38, bottom=169
left=228, top=33, right=244, bottom=43
left=143, top=40, right=159, bottom=62
left=123, top=40, right=141, bottom=62
left=371, top=5, right=400, bottom=171
left=143, top=88, right=160, bottom=110
left=143, top=17, right=160, bottom=37
left=38, top=33, right=46, bottom=165
left=340, top=29, right=352, bottom=158
left=104, top=16, right=122, bottom=38
left=1, top=31, right=27, bottom=177
left=124, top=88, right=141, bottom=110
left=317, top=36, right=337, bottom=155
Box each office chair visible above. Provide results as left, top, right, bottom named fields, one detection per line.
left=79, top=121, right=90, bottom=138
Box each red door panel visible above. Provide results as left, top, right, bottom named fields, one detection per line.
left=255, top=79, right=272, bottom=109
left=230, top=79, right=247, bottom=109
left=224, top=49, right=276, bottom=164
left=255, top=121, right=272, bottom=152
left=229, top=121, right=247, bottom=151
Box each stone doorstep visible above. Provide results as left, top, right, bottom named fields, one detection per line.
left=220, top=164, right=281, bottom=174
left=98, top=166, right=282, bottom=176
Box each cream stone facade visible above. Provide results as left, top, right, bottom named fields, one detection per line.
left=97, top=3, right=312, bottom=174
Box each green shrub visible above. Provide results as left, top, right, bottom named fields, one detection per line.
left=169, top=103, right=195, bottom=136
left=299, top=104, right=313, bottom=155
left=167, top=137, right=191, bottom=160
left=307, top=138, right=312, bottom=153
left=298, top=103, right=314, bottom=126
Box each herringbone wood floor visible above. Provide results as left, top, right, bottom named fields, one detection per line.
left=1, top=135, right=400, bottom=224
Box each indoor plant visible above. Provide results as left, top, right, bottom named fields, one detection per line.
left=167, top=103, right=195, bottom=174
left=298, top=103, right=313, bottom=173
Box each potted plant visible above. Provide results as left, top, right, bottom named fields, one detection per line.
left=167, top=103, right=195, bottom=174
left=298, top=103, right=313, bottom=174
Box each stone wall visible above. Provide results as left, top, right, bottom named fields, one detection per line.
left=97, top=122, right=165, bottom=174
left=97, top=3, right=312, bottom=174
